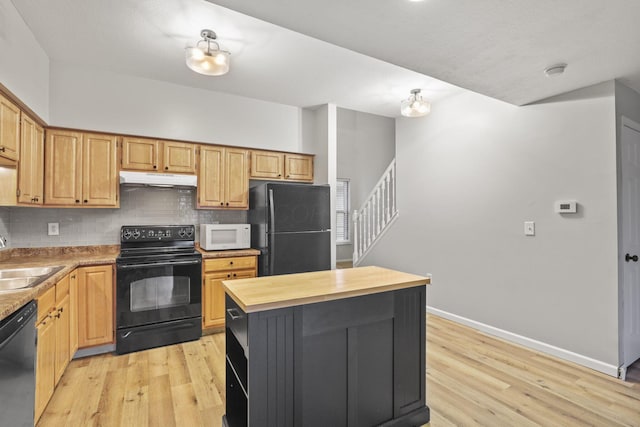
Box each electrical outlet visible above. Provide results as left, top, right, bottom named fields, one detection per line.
left=524, top=221, right=535, bottom=236
left=48, top=222, right=59, bottom=236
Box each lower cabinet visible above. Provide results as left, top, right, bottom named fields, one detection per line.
left=203, top=256, right=257, bottom=329
left=35, top=273, right=73, bottom=423
left=224, top=286, right=429, bottom=427
left=77, top=264, right=114, bottom=348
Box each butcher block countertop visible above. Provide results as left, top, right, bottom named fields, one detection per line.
left=0, top=246, right=119, bottom=321
left=223, top=266, right=431, bottom=313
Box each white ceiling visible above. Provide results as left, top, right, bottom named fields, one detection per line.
left=11, top=0, right=640, bottom=118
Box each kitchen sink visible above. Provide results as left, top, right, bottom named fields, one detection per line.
left=0, top=266, right=64, bottom=291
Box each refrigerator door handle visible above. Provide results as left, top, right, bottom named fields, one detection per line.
left=269, top=188, right=276, bottom=275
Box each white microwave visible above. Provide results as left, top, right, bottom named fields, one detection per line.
left=200, top=224, right=251, bottom=251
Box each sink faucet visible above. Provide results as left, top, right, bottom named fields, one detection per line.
left=0, top=235, right=6, bottom=249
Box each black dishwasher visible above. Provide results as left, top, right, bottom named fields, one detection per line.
left=0, top=300, right=37, bottom=426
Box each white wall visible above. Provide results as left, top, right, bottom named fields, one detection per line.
left=336, top=108, right=395, bottom=260
left=0, top=0, right=50, bottom=120
left=364, top=81, right=620, bottom=369
left=49, top=62, right=300, bottom=152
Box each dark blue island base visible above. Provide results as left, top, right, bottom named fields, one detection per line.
left=223, top=282, right=429, bottom=427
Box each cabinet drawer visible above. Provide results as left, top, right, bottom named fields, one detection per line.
left=225, top=294, right=248, bottom=353
left=37, top=286, right=56, bottom=323
left=204, top=256, right=256, bottom=272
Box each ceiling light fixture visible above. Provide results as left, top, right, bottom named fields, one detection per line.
left=544, top=63, right=567, bottom=77
left=400, top=89, right=431, bottom=117
left=185, top=29, right=230, bottom=76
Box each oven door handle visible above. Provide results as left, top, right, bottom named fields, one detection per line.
left=117, top=259, right=201, bottom=269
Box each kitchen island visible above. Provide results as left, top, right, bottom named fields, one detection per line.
left=222, top=266, right=431, bottom=427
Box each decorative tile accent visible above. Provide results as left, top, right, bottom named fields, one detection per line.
left=7, top=187, right=247, bottom=248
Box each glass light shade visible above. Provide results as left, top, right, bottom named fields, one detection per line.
left=185, top=47, right=230, bottom=76
left=400, top=93, right=431, bottom=117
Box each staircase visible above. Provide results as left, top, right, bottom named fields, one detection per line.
left=352, top=159, right=399, bottom=266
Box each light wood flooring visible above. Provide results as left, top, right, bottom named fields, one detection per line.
left=38, top=316, right=640, bottom=427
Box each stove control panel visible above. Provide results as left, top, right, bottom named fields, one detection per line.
left=120, top=225, right=195, bottom=242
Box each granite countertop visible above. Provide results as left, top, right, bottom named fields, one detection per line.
left=223, top=266, right=431, bottom=313
left=198, top=247, right=261, bottom=259
left=0, top=246, right=119, bottom=321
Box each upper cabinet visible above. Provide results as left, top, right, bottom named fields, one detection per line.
left=0, top=93, right=21, bottom=164
left=121, top=137, right=196, bottom=174
left=250, top=150, right=314, bottom=182
left=17, top=114, right=44, bottom=205
left=44, top=129, right=119, bottom=207
left=198, top=145, right=249, bottom=209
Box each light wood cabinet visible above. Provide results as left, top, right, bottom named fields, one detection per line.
left=35, top=275, right=73, bottom=423
left=202, top=256, right=257, bottom=329
left=0, top=93, right=20, bottom=164
left=77, top=265, right=114, bottom=348
left=121, top=137, right=196, bottom=174
left=250, top=150, right=314, bottom=182
left=35, top=311, right=55, bottom=423
left=198, top=145, right=249, bottom=209
left=17, top=114, right=44, bottom=204
left=69, top=271, right=79, bottom=357
left=44, top=130, right=119, bottom=207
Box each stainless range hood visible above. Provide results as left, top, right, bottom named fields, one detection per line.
left=119, top=171, right=197, bottom=188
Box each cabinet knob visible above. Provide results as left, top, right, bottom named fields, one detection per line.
left=164, top=166, right=169, bottom=170
left=232, top=273, right=237, bottom=277
left=0, top=147, right=5, bottom=152
left=278, top=174, right=281, bottom=177
left=286, top=175, right=290, bottom=178
left=227, top=274, right=231, bottom=278
left=75, top=200, right=80, bottom=203
left=220, top=202, right=224, bottom=206
left=226, top=202, right=229, bottom=206
left=229, top=261, right=234, bottom=265
left=153, top=165, right=157, bottom=169
left=83, top=200, right=88, bottom=203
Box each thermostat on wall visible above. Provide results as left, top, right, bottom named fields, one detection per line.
left=554, top=200, right=577, bottom=214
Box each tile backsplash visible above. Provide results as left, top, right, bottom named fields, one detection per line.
left=6, top=187, right=246, bottom=248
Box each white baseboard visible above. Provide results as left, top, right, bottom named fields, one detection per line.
left=427, top=306, right=620, bottom=378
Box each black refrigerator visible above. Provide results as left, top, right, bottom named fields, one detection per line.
left=249, top=182, right=331, bottom=276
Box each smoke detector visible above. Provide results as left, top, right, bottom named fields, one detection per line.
left=544, top=63, right=567, bottom=77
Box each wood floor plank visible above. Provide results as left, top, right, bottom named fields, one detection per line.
left=38, top=315, right=640, bottom=426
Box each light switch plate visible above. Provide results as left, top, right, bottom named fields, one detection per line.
left=524, top=221, right=535, bottom=236
left=48, top=222, right=59, bottom=236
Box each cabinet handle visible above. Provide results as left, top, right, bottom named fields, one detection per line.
left=286, top=175, right=290, bottom=178
left=59, top=307, right=64, bottom=313
left=0, top=147, right=5, bottom=152
left=71, top=275, right=76, bottom=279
left=226, top=308, right=243, bottom=320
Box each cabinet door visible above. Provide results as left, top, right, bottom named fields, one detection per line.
left=69, top=271, right=79, bottom=357
left=250, top=150, right=284, bottom=179
left=121, top=137, right=159, bottom=171
left=83, top=133, right=118, bottom=206
left=54, top=294, right=71, bottom=385
left=44, top=130, right=83, bottom=205
left=163, top=140, right=196, bottom=173
left=225, top=148, right=249, bottom=209
left=203, top=272, right=229, bottom=328
left=35, top=316, right=55, bottom=423
left=77, top=265, right=114, bottom=348
left=0, top=93, right=20, bottom=163
left=18, top=115, right=44, bottom=204
left=204, top=269, right=255, bottom=328
left=284, top=154, right=314, bottom=182
left=198, top=145, right=225, bottom=208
